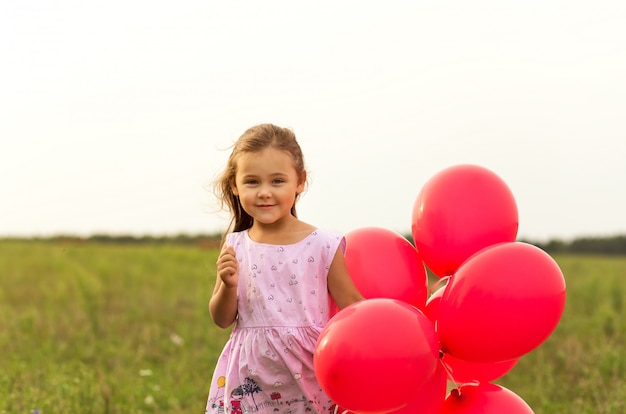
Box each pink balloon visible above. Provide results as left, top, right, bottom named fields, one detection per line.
left=315, top=299, right=440, bottom=414
left=437, top=242, right=567, bottom=362
left=411, top=164, right=519, bottom=277
left=344, top=227, right=428, bottom=310
left=442, top=353, right=519, bottom=384
left=441, top=383, right=534, bottom=414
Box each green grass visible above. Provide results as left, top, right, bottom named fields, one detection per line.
left=498, top=254, right=626, bottom=414
left=1, top=242, right=625, bottom=413
left=0, top=240, right=229, bottom=413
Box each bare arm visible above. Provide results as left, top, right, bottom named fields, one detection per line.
left=209, top=245, right=239, bottom=329
left=327, top=249, right=364, bottom=310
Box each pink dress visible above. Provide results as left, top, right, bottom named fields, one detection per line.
left=205, top=228, right=344, bottom=414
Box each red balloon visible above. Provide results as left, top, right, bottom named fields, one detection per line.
left=344, top=227, right=428, bottom=310
left=315, top=299, right=440, bottom=414
left=338, top=362, right=448, bottom=414
left=441, top=383, right=534, bottom=413
left=388, top=361, right=449, bottom=414
left=442, top=353, right=519, bottom=384
left=437, top=242, right=566, bottom=362
left=411, top=164, right=518, bottom=277
left=426, top=285, right=518, bottom=383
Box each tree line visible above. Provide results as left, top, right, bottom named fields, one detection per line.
left=2, top=233, right=626, bottom=255
left=2, top=233, right=222, bottom=249
left=525, top=235, right=626, bottom=255
left=404, top=234, right=626, bottom=255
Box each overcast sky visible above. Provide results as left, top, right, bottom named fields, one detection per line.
left=2, top=1, right=625, bottom=241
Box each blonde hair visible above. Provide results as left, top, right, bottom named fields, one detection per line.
left=215, top=124, right=307, bottom=237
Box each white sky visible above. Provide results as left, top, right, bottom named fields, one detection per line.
left=1, top=0, right=625, bottom=241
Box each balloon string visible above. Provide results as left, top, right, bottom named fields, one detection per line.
left=430, top=275, right=452, bottom=295
left=440, top=357, right=481, bottom=397
left=332, top=405, right=349, bottom=414
left=438, top=356, right=458, bottom=387
left=454, top=380, right=480, bottom=397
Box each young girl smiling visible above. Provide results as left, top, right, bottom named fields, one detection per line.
left=205, top=124, right=363, bottom=414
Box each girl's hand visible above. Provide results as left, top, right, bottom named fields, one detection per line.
left=210, top=245, right=239, bottom=328
left=217, top=245, right=239, bottom=288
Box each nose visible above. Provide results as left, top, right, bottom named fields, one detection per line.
left=257, top=185, right=272, bottom=198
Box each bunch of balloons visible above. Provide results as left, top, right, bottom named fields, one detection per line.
left=314, top=164, right=567, bottom=414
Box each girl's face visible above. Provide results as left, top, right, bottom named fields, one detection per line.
left=232, top=147, right=305, bottom=227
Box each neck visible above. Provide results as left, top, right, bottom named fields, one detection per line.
left=248, top=217, right=316, bottom=245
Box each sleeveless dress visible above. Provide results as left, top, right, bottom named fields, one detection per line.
left=205, top=228, right=344, bottom=414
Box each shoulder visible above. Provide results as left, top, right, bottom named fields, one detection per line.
left=310, top=227, right=342, bottom=240
left=225, top=230, right=248, bottom=246
left=308, top=228, right=345, bottom=251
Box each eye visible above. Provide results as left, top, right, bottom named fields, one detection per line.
left=244, top=179, right=258, bottom=185
left=272, top=178, right=285, bottom=185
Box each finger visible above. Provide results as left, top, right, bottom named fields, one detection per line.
left=217, top=254, right=236, bottom=270
left=219, top=266, right=238, bottom=285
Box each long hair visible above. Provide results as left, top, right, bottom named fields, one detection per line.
left=214, top=124, right=307, bottom=239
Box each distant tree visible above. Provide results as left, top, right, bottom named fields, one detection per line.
left=405, top=234, right=626, bottom=255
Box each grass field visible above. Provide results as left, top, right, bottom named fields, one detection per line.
left=0, top=240, right=624, bottom=413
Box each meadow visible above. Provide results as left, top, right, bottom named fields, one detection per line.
left=0, top=240, right=624, bottom=413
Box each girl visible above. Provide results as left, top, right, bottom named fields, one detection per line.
left=206, top=124, right=363, bottom=414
